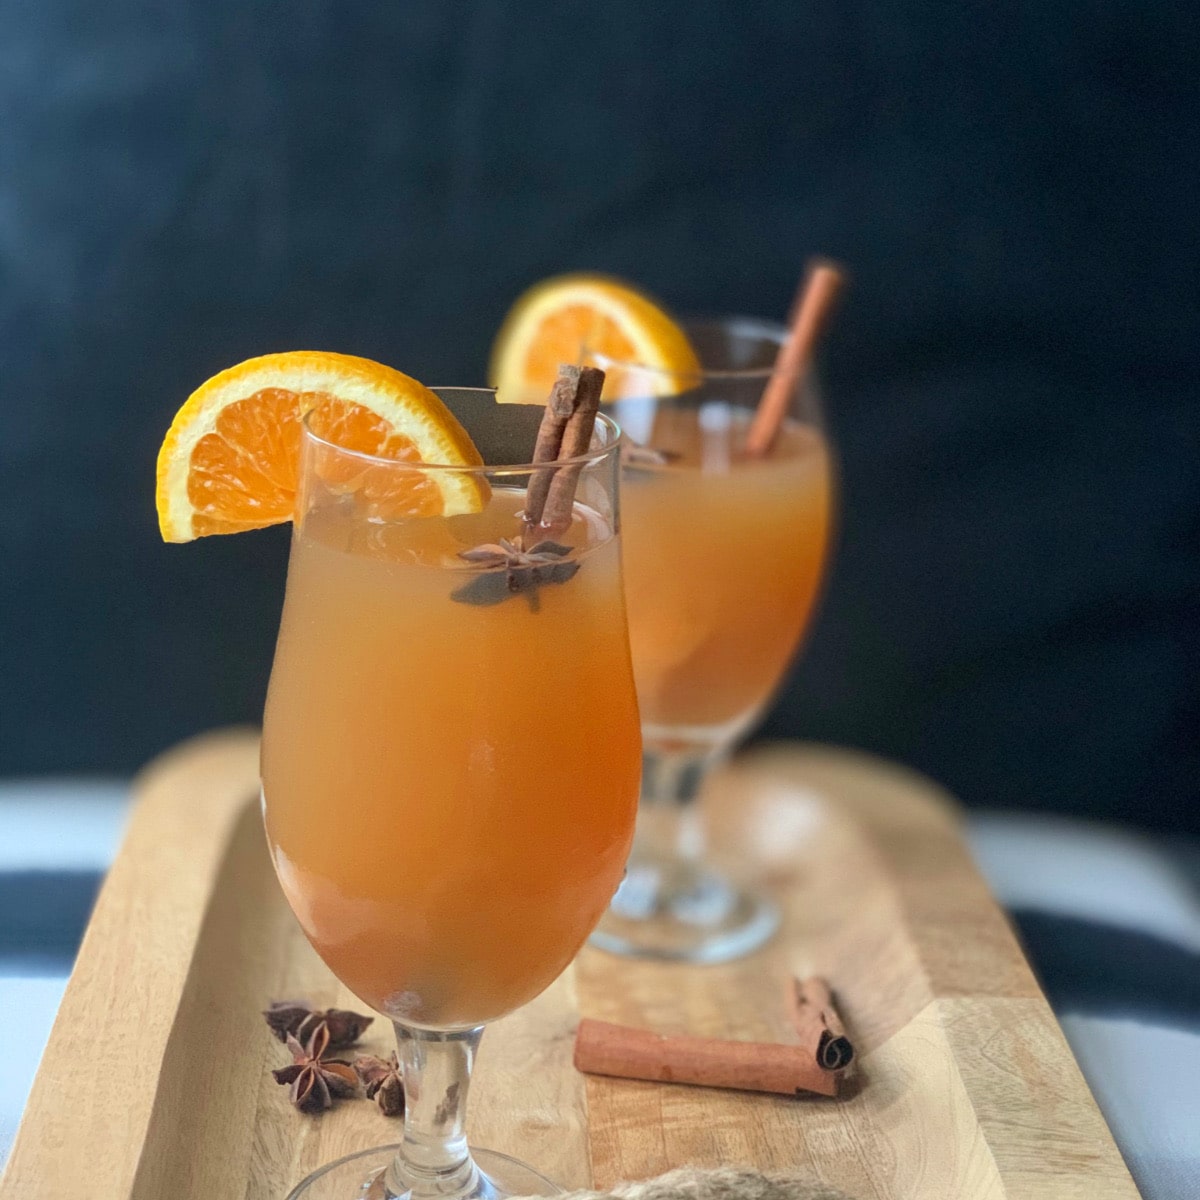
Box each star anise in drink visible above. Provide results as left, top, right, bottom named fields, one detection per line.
left=451, top=537, right=579, bottom=610
left=272, top=1023, right=360, bottom=1113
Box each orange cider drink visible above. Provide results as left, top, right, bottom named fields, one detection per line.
left=491, top=284, right=834, bottom=757
left=620, top=410, right=831, bottom=745
left=491, top=280, right=837, bottom=963
left=158, top=359, right=640, bottom=1197
left=595, top=316, right=834, bottom=963
left=261, top=405, right=640, bottom=1030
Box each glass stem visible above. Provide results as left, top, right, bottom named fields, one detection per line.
left=385, top=1024, right=483, bottom=1199
left=595, top=742, right=781, bottom=961
left=636, top=750, right=713, bottom=864
left=606, top=749, right=740, bottom=926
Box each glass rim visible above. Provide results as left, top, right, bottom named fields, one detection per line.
left=300, top=393, right=623, bottom=474
left=589, top=315, right=790, bottom=382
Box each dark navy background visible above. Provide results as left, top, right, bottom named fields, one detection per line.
left=1, top=2, right=1197, bottom=830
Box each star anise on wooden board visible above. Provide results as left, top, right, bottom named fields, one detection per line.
left=354, top=1051, right=404, bottom=1117
left=451, top=538, right=579, bottom=610
left=263, top=999, right=374, bottom=1050
left=272, top=1023, right=360, bottom=1113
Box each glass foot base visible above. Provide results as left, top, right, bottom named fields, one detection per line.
left=285, top=1145, right=563, bottom=1199
left=589, top=859, right=778, bottom=963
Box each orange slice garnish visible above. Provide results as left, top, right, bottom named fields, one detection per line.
left=489, top=274, right=701, bottom=402
left=155, top=351, right=487, bottom=542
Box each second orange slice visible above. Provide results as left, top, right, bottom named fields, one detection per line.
left=489, top=274, right=701, bottom=402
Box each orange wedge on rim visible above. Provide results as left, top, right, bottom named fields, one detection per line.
left=155, top=351, right=487, bottom=542
left=489, top=273, right=701, bottom=402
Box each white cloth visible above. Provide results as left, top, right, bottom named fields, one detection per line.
left=0, top=976, right=69, bottom=1164
left=0, top=777, right=129, bottom=871
left=1061, top=1015, right=1200, bottom=1200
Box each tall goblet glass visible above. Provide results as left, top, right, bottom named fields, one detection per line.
left=261, top=396, right=640, bottom=1199
left=586, top=320, right=834, bottom=963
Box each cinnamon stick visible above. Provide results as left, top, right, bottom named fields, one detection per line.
left=523, top=365, right=584, bottom=527
left=531, top=364, right=605, bottom=535
left=744, top=259, right=845, bottom=457
left=786, top=976, right=854, bottom=1071
left=574, top=1019, right=840, bottom=1098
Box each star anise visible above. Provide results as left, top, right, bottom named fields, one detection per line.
left=272, top=1023, right=360, bottom=1113
left=263, top=999, right=374, bottom=1050
left=451, top=538, right=579, bottom=610
left=354, top=1051, right=404, bottom=1117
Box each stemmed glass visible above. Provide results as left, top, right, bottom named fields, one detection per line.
left=261, top=394, right=640, bottom=1198
left=586, top=321, right=834, bottom=963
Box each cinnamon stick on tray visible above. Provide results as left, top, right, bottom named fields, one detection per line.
left=574, top=1019, right=841, bottom=1099
left=786, top=976, right=855, bottom=1071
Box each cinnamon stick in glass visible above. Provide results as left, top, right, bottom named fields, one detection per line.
left=523, top=364, right=584, bottom=528
left=574, top=1019, right=840, bottom=1098
left=744, top=259, right=845, bottom=457
left=532, top=364, right=605, bottom=535
left=786, top=976, right=854, bottom=1071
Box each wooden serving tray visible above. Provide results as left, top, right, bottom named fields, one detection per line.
left=2, top=730, right=1138, bottom=1199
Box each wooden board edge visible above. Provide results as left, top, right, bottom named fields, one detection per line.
left=0, top=728, right=263, bottom=1196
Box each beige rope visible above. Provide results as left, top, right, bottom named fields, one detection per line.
left=514, top=1166, right=851, bottom=1199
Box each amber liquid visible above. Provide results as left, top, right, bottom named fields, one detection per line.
left=261, top=492, right=641, bottom=1028
left=620, top=407, right=832, bottom=743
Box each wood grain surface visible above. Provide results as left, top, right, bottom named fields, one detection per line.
left=0, top=730, right=1139, bottom=1199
